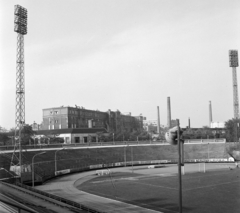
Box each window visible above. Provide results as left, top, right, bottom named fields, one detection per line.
left=55, top=111, right=58, bottom=114
left=75, top=137, right=80, bottom=143
left=55, top=120, right=58, bottom=123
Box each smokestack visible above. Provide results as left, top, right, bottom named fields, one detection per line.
left=188, top=117, right=190, bottom=128
left=167, top=97, right=171, bottom=128
left=209, top=101, right=212, bottom=127
left=157, top=106, right=160, bottom=135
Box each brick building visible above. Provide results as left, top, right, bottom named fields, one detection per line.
left=41, top=106, right=144, bottom=133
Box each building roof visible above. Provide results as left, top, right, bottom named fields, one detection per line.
left=36, top=128, right=108, bottom=135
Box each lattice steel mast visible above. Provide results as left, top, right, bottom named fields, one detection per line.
left=229, top=50, right=239, bottom=119
left=11, top=5, right=28, bottom=178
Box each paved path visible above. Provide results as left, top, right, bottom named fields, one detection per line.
left=36, top=167, right=161, bottom=213
left=36, top=163, right=234, bottom=213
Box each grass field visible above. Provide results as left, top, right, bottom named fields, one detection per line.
left=77, top=163, right=240, bottom=213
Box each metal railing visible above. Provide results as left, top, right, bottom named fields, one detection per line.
left=0, top=138, right=227, bottom=151
left=0, top=181, right=106, bottom=213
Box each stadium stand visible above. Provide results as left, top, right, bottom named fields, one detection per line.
left=0, top=143, right=232, bottom=184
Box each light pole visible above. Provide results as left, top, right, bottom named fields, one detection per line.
left=14, top=4, right=28, bottom=183
left=32, top=152, right=45, bottom=187
left=55, top=149, right=63, bottom=173
left=113, top=133, right=115, bottom=143
left=165, top=120, right=184, bottom=213
left=131, top=145, right=133, bottom=173
left=55, top=148, right=72, bottom=174
left=236, top=123, right=239, bottom=142
left=208, top=143, right=210, bottom=160
left=177, top=119, right=184, bottom=213
left=124, top=146, right=126, bottom=167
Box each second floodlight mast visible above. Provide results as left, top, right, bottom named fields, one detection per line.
left=12, top=5, right=28, bottom=182
left=229, top=50, right=239, bottom=119
left=165, top=119, right=184, bottom=213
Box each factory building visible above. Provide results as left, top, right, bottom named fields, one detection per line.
left=33, top=106, right=144, bottom=144
left=210, top=122, right=225, bottom=128
left=41, top=106, right=144, bottom=133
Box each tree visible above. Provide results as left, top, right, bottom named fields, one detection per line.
left=0, top=126, right=10, bottom=145
left=138, top=131, right=150, bottom=141
left=20, top=125, right=35, bottom=145
left=10, top=125, right=36, bottom=145
left=182, top=127, right=216, bottom=140
left=129, top=130, right=139, bottom=141
left=225, top=118, right=240, bottom=142
left=226, top=143, right=240, bottom=161
left=0, top=126, right=7, bottom=133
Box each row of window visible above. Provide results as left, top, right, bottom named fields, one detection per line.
left=50, top=111, right=58, bottom=115
left=48, top=119, right=103, bottom=124
left=68, top=109, right=105, bottom=118
left=49, top=124, right=61, bottom=130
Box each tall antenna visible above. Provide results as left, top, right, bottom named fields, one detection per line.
left=11, top=5, right=28, bottom=180
left=229, top=50, right=239, bottom=119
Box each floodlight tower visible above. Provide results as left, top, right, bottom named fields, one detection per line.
left=14, top=5, right=27, bottom=129
left=229, top=50, right=239, bottom=119
left=12, top=5, right=28, bottom=178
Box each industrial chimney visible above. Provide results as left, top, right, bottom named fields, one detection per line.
left=209, top=101, right=212, bottom=127
left=157, top=106, right=160, bottom=136
left=167, top=97, right=171, bottom=128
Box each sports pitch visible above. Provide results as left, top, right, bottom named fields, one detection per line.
left=77, top=163, right=240, bottom=213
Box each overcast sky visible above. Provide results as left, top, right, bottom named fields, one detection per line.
left=0, top=0, right=240, bottom=130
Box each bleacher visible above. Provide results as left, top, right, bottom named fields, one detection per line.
left=0, top=143, right=232, bottom=184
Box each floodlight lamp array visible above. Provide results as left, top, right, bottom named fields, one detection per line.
left=229, top=50, right=239, bottom=67
left=14, top=5, right=28, bottom=35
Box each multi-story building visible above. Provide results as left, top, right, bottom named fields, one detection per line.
left=34, top=106, right=144, bottom=144
left=41, top=106, right=144, bottom=133
left=210, top=122, right=225, bottom=128
left=143, top=119, right=164, bottom=133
